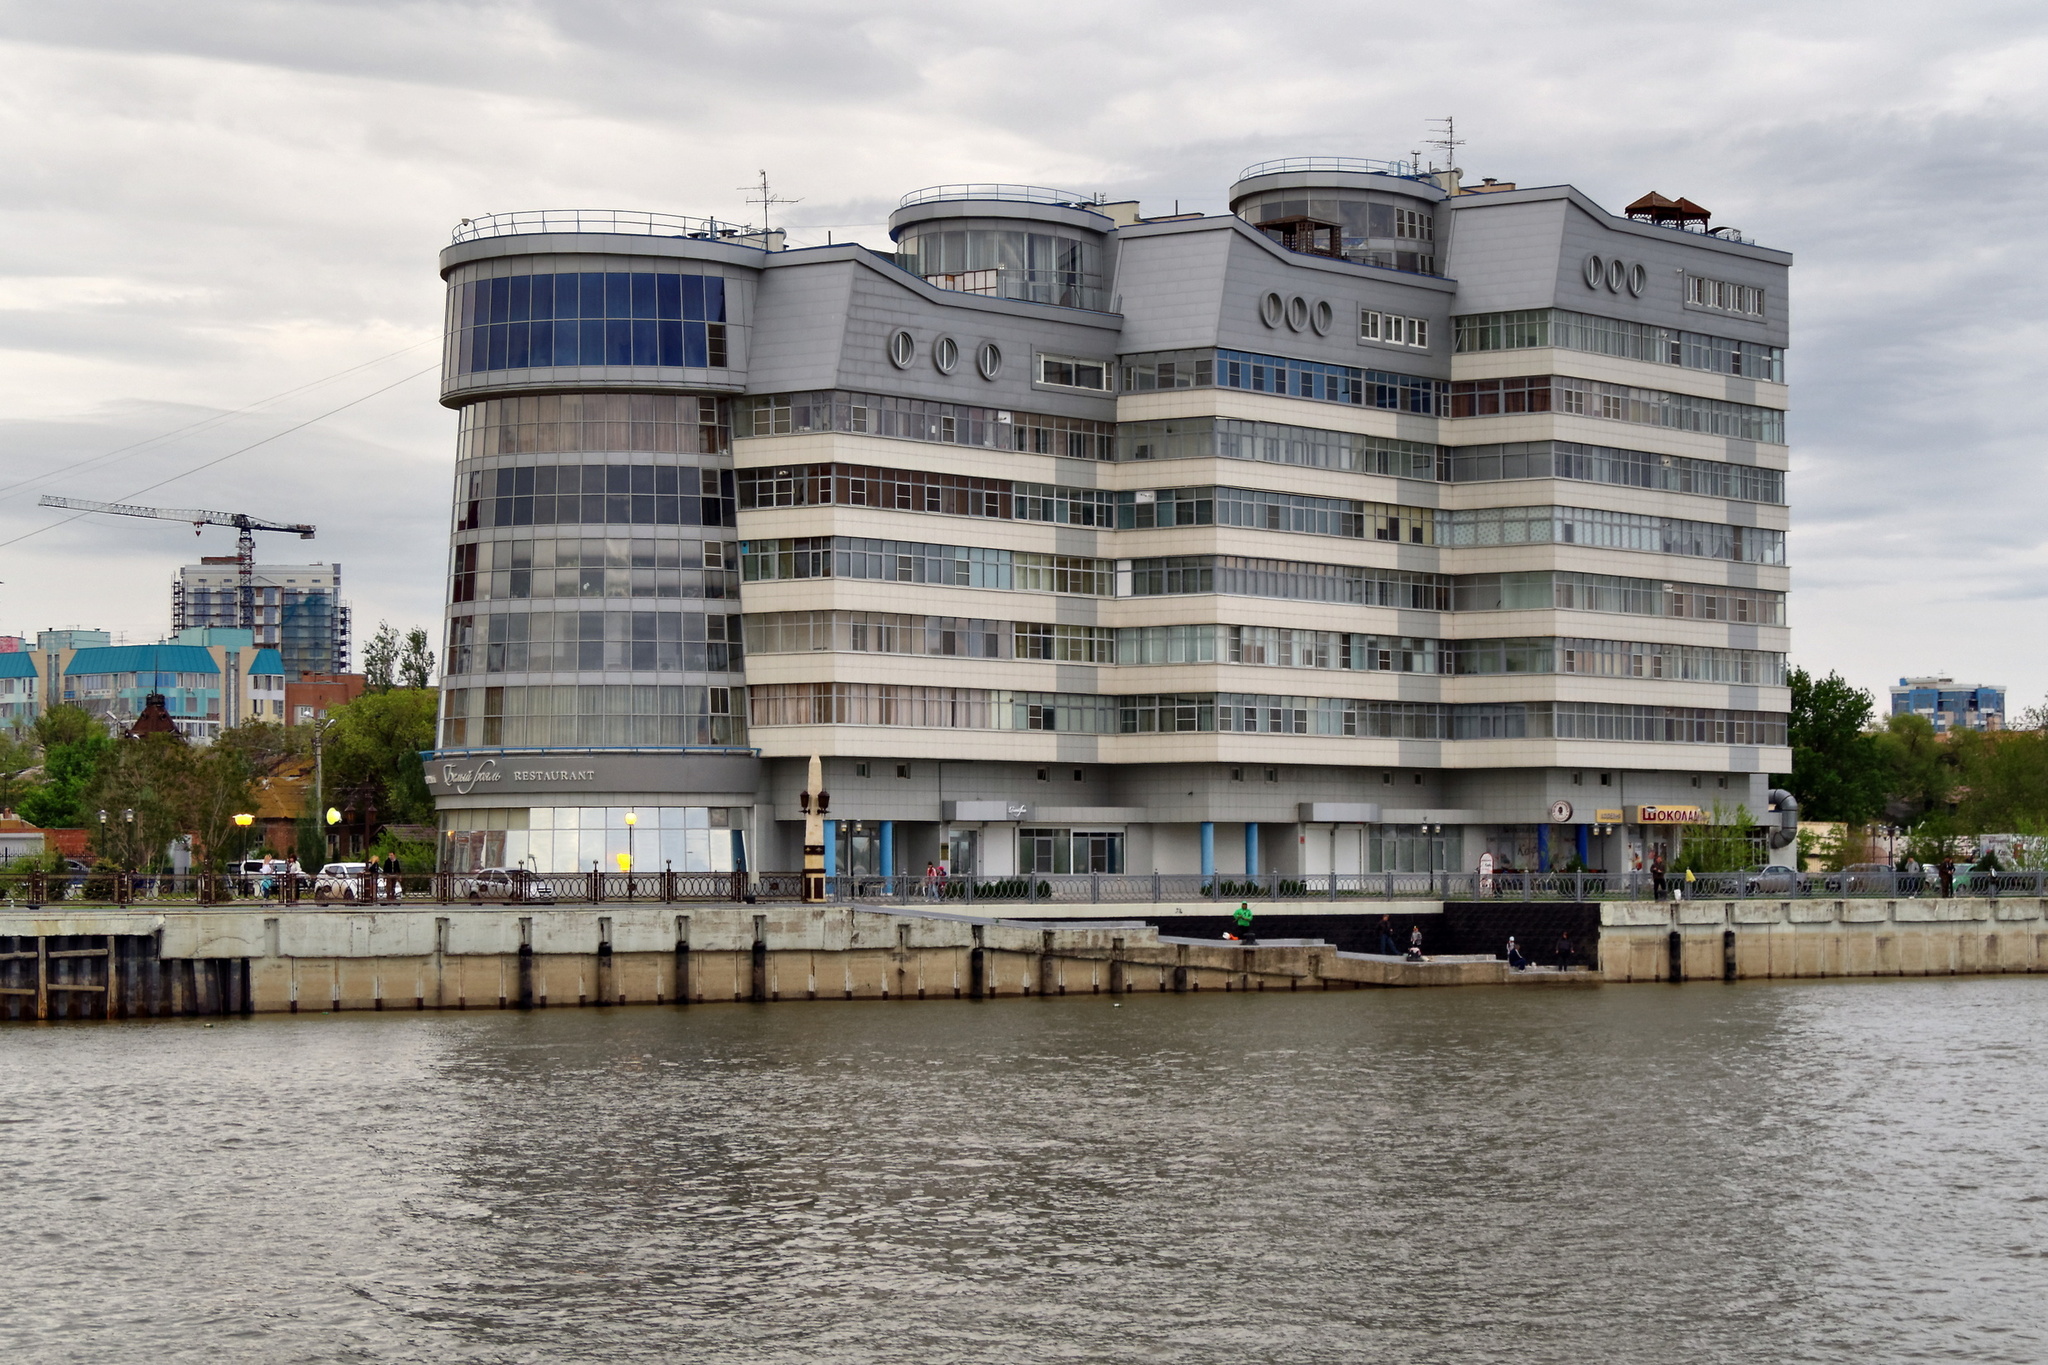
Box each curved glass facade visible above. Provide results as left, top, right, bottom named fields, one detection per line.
left=449, top=271, right=728, bottom=374
left=895, top=228, right=1107, bottom=311
left=1233, top=189, right=1438, bottom=274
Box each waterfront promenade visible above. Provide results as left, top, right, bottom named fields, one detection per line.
left=3, top=893, right=2043, bottom=1020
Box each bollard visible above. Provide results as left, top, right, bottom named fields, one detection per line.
left=674, top=914, right=691, bottom=1006
left=1722, top=928, right=1737, bottom=982
left=1667, top=929, right=1684, bottom=983
left=516, top=916, right=534, bottom=1009
left=750, top=913, right=768, bottom=1002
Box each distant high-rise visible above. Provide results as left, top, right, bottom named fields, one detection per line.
left=172, top=559, right=351, bottom=679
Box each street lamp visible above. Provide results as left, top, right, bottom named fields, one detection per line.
left=623, top=810, right=637, bottom=877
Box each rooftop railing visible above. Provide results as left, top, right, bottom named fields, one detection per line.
left=1235, top=156, right=1429, bottom=182
left=449, top=209, right=759, bottom=245
left=898, top=184, right=1104, bottom=210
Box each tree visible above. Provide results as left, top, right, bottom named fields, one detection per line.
left=324, top=687, right=439, bottom=827
left=1776, top=667, right=1886, bottom=822
left=83, top=733, right=190, bottom=870
left=399, top=627, right=437, bottom=690
left=18, top=705, right=115, bottom=828
left=179, top=740, right=256, bottom=870
left=1672, top=803, right=1761, bottom=874
left=0, top=728, right=40, bottom=814
left=362, top=620, right=400, bottom=692
left=1873, top=713, right=1955, bottom=825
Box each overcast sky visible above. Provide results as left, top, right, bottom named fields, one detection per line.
left=0, top=0, right=2041, bottom=712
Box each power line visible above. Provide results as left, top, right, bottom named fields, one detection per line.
left=0, top=336, right=438, bottom=502
left=0, top=362, right=439, bottom=554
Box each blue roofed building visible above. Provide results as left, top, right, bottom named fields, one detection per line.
left=0, top=652, right=36, bottom=732
left=44, top=628, right=290, bottom=742
left=1890, top=677, right=2006, bottom=734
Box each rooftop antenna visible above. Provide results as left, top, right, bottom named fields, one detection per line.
left=1426, top=116, right=1465, bottom=173
left=741, top=170, right=800, bottom=240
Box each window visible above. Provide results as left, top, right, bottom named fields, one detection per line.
left=1452, top=308, right=1783, bottom=382
left=451, top=270, right=728, bottom=375
left=1442, top=439, right=1783, bottom=505
left=452, top=462, right=733, bottom=532
left=1394, top=207, right=1433, bottom=241
left=856, top=762, right=870, bottom=778
left=1118, top=417, right=1436, bottom=481
left=1231, top=767, right=1244, bottom=781
left=1360, top=310, right=1429, bottom=349
left=1382, top=772, right=1393, bottom=784
left=1685, top=274, right=1766, bottom=318
left=1037, top=354, right=1112, bottom=391
left=439, top=683, right=748, bottom=748
left=1439, top=506, right=1785, bottom=565
left=1120, top=349, right=1447, bottom=415
left=1449, top=375, right=1785, bottom=444
left=741, top=390, right=1116, bottom=462
left=1264, top=767, right=1278, bottom=783
left=1072, top=769, right=1084, bottom=781
left=1037, top=767, right=1050, bottom=781
left=898, top=228, right=1107, bottom=311
left=897, top=764, right=910, bottom=778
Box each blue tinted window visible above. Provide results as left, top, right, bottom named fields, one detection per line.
left=455, top=271, right=728, bottom=373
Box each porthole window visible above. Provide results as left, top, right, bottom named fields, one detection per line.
left=1606, top=259, right=1626, bottom=293
left=933, top=335, right=959, bottom=374
left=1583, top=255, right=1604, bottom=289
left=1260, top=291, right=1284, bottom=327
left=1310, top=299, right=1334, bottom=335
left=1286, top=295, right=1310, bottom=331
left=888, top=329, right=915, bottom=368
left=975, top=341, right=1002, bottom=379
left=1627, top=263, right=1647, bottom=297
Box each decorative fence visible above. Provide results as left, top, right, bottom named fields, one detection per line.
left=0, top=867, right=2033, bottom=909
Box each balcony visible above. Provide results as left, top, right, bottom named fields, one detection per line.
left=449, top=209, right=760, bottom=245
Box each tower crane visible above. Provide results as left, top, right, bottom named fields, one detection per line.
left=39, top=496, right=315, bottom=633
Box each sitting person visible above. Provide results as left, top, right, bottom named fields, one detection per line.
left=1505, top=936, right=1528, bottom=971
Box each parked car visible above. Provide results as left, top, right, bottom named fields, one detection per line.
left=1825, top=862, right=1896, bottom=894
left=455, top=868, right=556, bottom=904
left=313, top=861, right=370, bottom=902
left=1739, top=863, right=1804, bottom=894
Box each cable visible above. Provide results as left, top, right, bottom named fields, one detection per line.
left=0, top=335, right=438, bottom=501
left=0, top=362, right=439, bottom=553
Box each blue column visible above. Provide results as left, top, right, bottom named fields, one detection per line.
left=880, top=820, right=895, bottom=879
left=1575, top=824, right=1589, bottom=869
left=824, top=819, right=839, bottom=877
left=1537, top=823, right=1550, bottom=873
left=1245, top=823, right=1260, bottom=877
left=1200, top=822, right=1215, bottom=877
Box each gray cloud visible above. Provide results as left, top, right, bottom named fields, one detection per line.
left=0, top=0, right=2042, bottom=708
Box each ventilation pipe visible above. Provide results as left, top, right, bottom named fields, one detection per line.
left=1765, top=789, right=1799, bottom=849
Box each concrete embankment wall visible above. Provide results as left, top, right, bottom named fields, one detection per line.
left=0, top=903, right=1506, bottom=1020
left=1599, top=898, right=2048, bottom=982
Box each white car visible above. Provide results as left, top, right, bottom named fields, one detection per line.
left=313, top=861, right=370, bottom=901
left=456, top=868, right=556, bottom=904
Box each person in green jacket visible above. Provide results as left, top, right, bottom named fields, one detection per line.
left=1232, top=900, right=1256, bottom=945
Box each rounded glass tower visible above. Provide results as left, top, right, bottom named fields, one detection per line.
left=430, top=212, right=767, bottom=875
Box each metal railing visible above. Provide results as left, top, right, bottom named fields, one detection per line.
left=1, top=867, right=2033, bottom=909
left=1235, top=157, right=1429, bottom=182
left=897, top=185, right=1103, bottom=210
left=449, top=210, right=758, bottom=245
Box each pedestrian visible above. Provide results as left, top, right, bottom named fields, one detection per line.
left=1233, top=900, right=1256, bottom=945
left=1555, top=930, right=1574, bottom=969
left=1407, top=924, right=1424, bottom=960
left=1377, top=914, right=1396, bottom=956
left=923, top=861, right=942, bottom=901
left=1678, top=866, right=1694, bottom=902
left=1478, top=850, right=1495, bottom=898
left=1506, top=936, right=1528, bottom=971
left=1651, top=850, right=1668, bottom=900
left=1938, top=855, right=1955, bottom=899
left=259, top=853, right=276, bottom=900
left=384, top=853, right=402, bottom=902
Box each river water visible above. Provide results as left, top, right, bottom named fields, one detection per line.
left=3, top=979, right=2046, bottom=1363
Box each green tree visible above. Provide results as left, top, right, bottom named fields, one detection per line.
left=18, top=705, right=115, bottom=828
left=1776, top=667, right=1886, bottom=822
left=1873, top=713, right=1955, bottom=825
left=362, top=621, right=400, bottom=692
left=1672, top=803, right=1761, bottom=874
left=399, top=627, right=436, bottom=690
left=325, top=687, right=438, bottom=827
left=83, top=733, right=190, bottom=870
left=0, top=728, right=40, bottom=814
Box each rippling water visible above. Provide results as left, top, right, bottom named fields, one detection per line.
left=4, top=979, right=2046, bottom=1363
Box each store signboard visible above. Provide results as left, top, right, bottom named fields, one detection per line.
left=1631, top=804, right=1707, bottom=824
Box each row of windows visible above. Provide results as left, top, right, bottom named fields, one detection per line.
left=1361, top=311, right=1430, bottom=349
left=1118, top=625, right=1440, bottom=673
left=1126, top=555, right=1446, bottom=608
left=456, top=394, right=728, bottom=460
left=453, top=465, right=735, bottom=532
left=895, top=228, right=1109, bottom=312
left=440, top=684, right=743, bottom=749
left=445, top=611, right=743, bottom=675
left=1445, top=440, right=1782, bottom=504
left=1449, top=376, right=1785, bottom=443
left=743, top=611, right=1111, bottom=663
left=1452, top=309, right=1783, bottom=382
left=450, top=538, right=736, bottom=604
left=741, top=537, right=1114, bottom=595
left=1685, top=274, right=1766, bottom=318
left=1120, top=418, right=1439, bottom=479
left=1442, top=506, right=1784, bottom=565
left=450, top=272, right=729, bottom=375
left=740, top=392, right=1116, bottom=462
left=746, top=682, right=1785, bottom=745
left=1453, top=571, right=1783, bottom=623
left=1121, top=349, right=1449, bottom=414
left=65, top=672, right=218, bottom=693
left=1450, top=637, right=1784, bottom=684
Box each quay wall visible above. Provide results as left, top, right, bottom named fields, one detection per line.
left=1598, top=898, right=2048, bottom=982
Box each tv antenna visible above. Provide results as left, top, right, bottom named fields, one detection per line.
left=741, top=170, right=800, bottom=237
left=1426, top=116, right=1465, bottom=173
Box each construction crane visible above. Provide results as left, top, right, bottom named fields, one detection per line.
left=39, top=496, right=315, bottom=633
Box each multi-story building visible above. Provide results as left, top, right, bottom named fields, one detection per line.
left=1891, top=677, right=2005, bottom=733
left=429, top=160, right=1792, bottom=877
left=29, top=627, right=285, bottom=742
left=171, top=559, right=351, bottom=678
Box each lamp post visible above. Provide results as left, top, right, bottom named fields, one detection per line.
left=325, top=805, right=341, bottom=864
left=624, top=811, right=637, bottom=883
